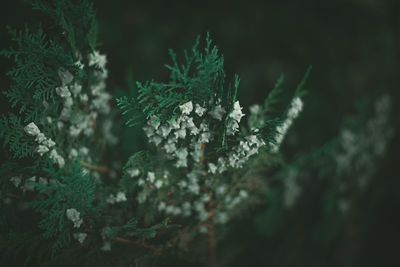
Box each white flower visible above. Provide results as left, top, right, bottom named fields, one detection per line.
left=208, top=163, right=217, bottom=174
left=36, top=145, right=49, bottom=156
left=226, top=120, right=239, bottom=136
left=56, top=86, right=71, bottom=98
left=127, top=168, right=140, bottom=178
left=143, top=125, right=155, bottom=138
left=58, top=68, right=74, bottom=85
left=195, top=104, right=206, bottom=116
left=199, top=132, right=211, bottom=143
left=75, top=60, right=84, bottom=69
left=157, top=124, right=172, bottom=138
left=80, top=93, right=88, bottom=102
left=147, top=116, right=160, bottom=130
left=70, top=82, right=82, bottom=97
left=49, top=149, right=65, bottom=168
left=80, top=147, right=89, bottom=156
left=101, top=241, right=111, bottom=251
left=155, top=180, right=163, bottom=189
left=21, top=176, right=36, bottom=192
left=175, top=148, right=188, bottom=160
left=175, top=158, right=188, bottom=168
left=42, top=138, right=55, bottom=148
left=239, top=189, right=248, bottom=198
left=249, top=104, right=261, bottom=115
left=158, top=201, right=166, bottom=211
left=150, top=135, right=163, bottom=146
left=35, top=133, right=46, bottom=144
left=174, top=128, right=187, bottom=139
left=230, top=101, right=245, bottom=122
left=24, top=122, right=40, bottom=136
left=88, top=50, right=107, bottom=69
left=10, top=176, right=22, bottom=187
left=287, top=97, right=303, bottom=118
left=209, top=104, right=225, bottom=121
left=168, top=118, right=181, bottom=129
left=179, top=101, right=193, bottom=115
left=214, top=212, right=228, bottom=224
left=163, top=142, right=176, bottom=154
left=73, top=233, right=87, bottom=244
left=69, top=148, right=78, bottom=158
left=66, top=208, right=83, bottom=228
left=147, top=172, right=155, bottom=183
left=115, top=192, right=127, bottom=202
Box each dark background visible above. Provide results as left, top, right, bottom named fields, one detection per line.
left=1, top=0, right=399, bottom=266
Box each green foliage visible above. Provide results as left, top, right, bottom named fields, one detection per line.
left=29, top=158, right=98, bottom=254
left=0, top=113, right=36, bottom=158
left=0, top=25, right=74, bottom=122
left=118, top=33, right=239, bottom=126
left=107, top=218, right=156, bottom=239
left=31, top=0, right=99, bottom=52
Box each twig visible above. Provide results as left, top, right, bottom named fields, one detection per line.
left=79, top=160, right=109, bottom=173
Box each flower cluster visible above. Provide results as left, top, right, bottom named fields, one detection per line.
left=129, top=97, right=272, bottom=226
left=271, top=97, right=303, bottom=152
left=24, top=122, right=64, bottom=167
left=66, top=208, right=83, bottom=228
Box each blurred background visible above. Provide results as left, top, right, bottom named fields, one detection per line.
left=1, top=0, right=399, bottom=266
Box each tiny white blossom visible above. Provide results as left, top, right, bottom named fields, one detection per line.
left=164, top=142, right=176, bottom=154
left=249, top=104, right=261, bottom=115
left=127, top=168, right=140, bottom=178
left=147, top=116, right=160, bottom=130
left=56, top=86, right=71, bottom=98
left=70, top=82, right=82, bottom=97
left=58, top=68, right=74, bottom=85
left=80, top=147, right=89, bottom=156
left=115, top=192, right=127, bottom=202
left=174, top=128, right=187, bottom=139
left=35, top=133, right=46, bottom=144
left=155, top=180, right=163, bottom=189
left=147, top=172, right=155, bottom=183
left=80, top=93, right=88, bottom=102
left=195, top=104, right=206, bottom=116
left=157, top=124, right=172, bottom=138
left=101, top=241, right=111, bottom=251
left=73, top=233, right=87, bottom=244
left=49, top=149, right=65, bottom=168
left=214, top=212, right=228, bottom=224
left=42, top=138, right=55, bottom=148
left=69, top=148, right=78, bottom=158
left=10, top=176, right=22, bottom=187
left=75, top=60, right=84, bottom=69
left=199, top=132, right=211, bottom=143
left=287, top=97, right=303, bottom=118
left=150, top=135, right=163, bottom=146
left=66, top=208, right=83, bottom=228
left=209, top=104, right=225, bottom=121
left=88, top=50, right=107, bottom=69
left=21, top=176, right=36, bottom=192
left=158, top=201, right=166, bottom=211
left=179, top=101, right=193, bottom=115
left=36, top=145, right=49, bottom=156
left=230, top=101, right=245, bottom=122
left=24, top=122, right=40, bottom=136
left=208, top=163, right=217, bottom=174
left=226, top=120, right=239, bottom=136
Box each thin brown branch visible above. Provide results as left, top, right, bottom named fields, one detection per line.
left=79, top=160, right=109, bottom=173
